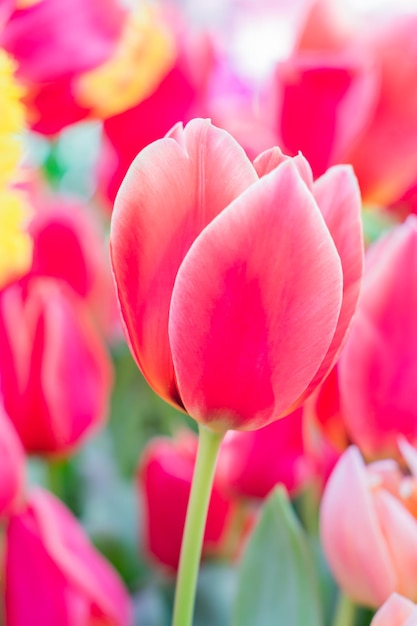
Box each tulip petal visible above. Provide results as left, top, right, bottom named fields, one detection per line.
left=111, top=118, right=258, bottom=407
left=31, top=489, right=131, bottom=623
left=339, top=218, right=417, bottom=458
left=299, top=165, right=363, bottom=400
left=320, top=447, right=395, bottom=607
left=0, top=406, right=25, bottom=517
left=372, top=594, right=416, bottom=626
left=374, top=490, right=417, bottom=601
left=169, top=160, right=343, bottom=431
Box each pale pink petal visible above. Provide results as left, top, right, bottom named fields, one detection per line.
left=398, top=438, right=417, bottom=479
left=371, top=594, right=417, bottom=626
left=320, top=447, right=395, bottom=607
left=169, top=160, right=343, bottom=431
left=111, top=118, right=257, bottom=408
left=374, top=490, right=417, bottom=601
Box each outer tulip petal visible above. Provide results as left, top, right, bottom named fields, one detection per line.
left=374, top=491, right=417, bottom=601
left=5, top=488, right=131, bottom=626
left=372, top=594, right=417, bottom=626
left=320, top=447, right=395, bottom=607
left=111, top=118, right=258, bottom=408
left=169, top=160, right=343, bottom=431
left=275, top=53, right=377, bottom=178
left=339, top=218, right=417, bottom=458
left=0, top=406, right=25, bottom=517
left=299, top=165, right=363, bottom=400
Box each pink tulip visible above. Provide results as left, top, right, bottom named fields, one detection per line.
left=5, top=487, right=132, bottom=625
left=321, top=444, right=417, bottom=608
left=110, top=118, right=363, bottom=432
left=138, top=430, right=238, bottom=572
left=0, top=276, right=112, bottom=454
left=217, top=408, right=314, bottom=499
left=337, top=217, right=417, bottom=459
left=0, top=404, right=25, bottom=517
left=1, top=0, right=175, bottom=134
left=371, top=594, right=417, bottom=626
left=29, top=196, right=119, bottom=337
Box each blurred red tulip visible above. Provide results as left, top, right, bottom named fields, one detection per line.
left=138, top=430, right=237, bottom=572
left=217, top=408, right=314, bottom=499
left=0, top=276, right=112, bottom=454
left=111, top=118, right=363, bottom=432
left=321, top=442, right=417, bottom=608
left=5, top=487, right=132, bottom=625
left=269, top=0, right=417, bottom=207
left=338, top=217, right=417, bottom=459
left=0, top=404, right=25, bottom=518
left=371, top=594, right=417, bottom=626
left=1, top=0, right=175, bottom=134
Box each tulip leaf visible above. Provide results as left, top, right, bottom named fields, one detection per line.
left=232, top=487, right=324, bottom=626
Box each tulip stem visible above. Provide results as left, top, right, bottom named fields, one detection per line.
left=172, top=424, right=225, bottom=626
left=332, top=592, right=357, bottom=626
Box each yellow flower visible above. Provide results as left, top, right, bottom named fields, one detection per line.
left=0, top=49, right=32, bottom=288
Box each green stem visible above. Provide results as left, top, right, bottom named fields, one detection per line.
left=172, top=424, right=225, bottom=626
left=332, top=592, right=357, bottom=626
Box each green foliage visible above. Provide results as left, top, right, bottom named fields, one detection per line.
left=232, top=487, right=324, bottom=626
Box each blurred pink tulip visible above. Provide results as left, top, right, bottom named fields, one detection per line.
left=338, top=217, right=417, bottom=459
left=371, top=594, right=417, bottom=626
left=1, top=0, right=175, bottom=134
left=0, top=276, right=112, bottom=454
left=321, top=443, right=417, bottom=608
left=110, top=118, right=363, bottom=432
left=138, top=430, right=238, bottom=572
left=0, top=404, right=25, bottom=518
left=29, top=196, right=119, bottom=337
left=217, top=408, right=314, bottom=499
left=5, top=487, right=132, bottom=625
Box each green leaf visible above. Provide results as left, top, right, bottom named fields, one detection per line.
left=232, top=487, right=324, bottom=626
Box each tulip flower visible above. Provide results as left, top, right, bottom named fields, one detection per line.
left=0, top=276, right=112, bottom=454
left=266, top=0, right=417, bottom=207
left=337, top=217, right=417, bottom=459
left=0, top=404, right=25, bottom=517
left=138, top=430, right=238, bottom=572
left=320, top=442, right=417, bottom=608
left=217, top=408, right=314, bottom=499
left=1, top=0, right=175, bottom=134
left=371, top=594, right=417, bottom=626
left=29, top=196, right=118, bottom=336
left=5, top=487, right=132, bottom=625
left=111, top=117, right=363, bottom=433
